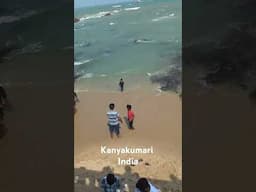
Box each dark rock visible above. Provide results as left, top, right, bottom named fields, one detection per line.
left=104, top=12, right=111, bottom=16
left=150, top=68, right=182, bottom=93
left=74, top=17, right=80, bottom=23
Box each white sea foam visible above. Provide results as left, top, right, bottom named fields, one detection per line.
left=112, top=10, right=121, bottom=13
left=124, top=7, right=141, bottom=11
left=75, top=42, right=91, bottom=47
left=80, top=9, right=120, bottom=21
left=80, top=12, right=108, bottom=20
left=109, top=22, right=115, bottom=25
left=135, top=39, right=155, bottom=43
left=82, top=73, right=94, bottom=78
left=152, top=13, right=175, bottom=22
left=74, top=61, right=83, bottom=66
left=152, top=16, right=169, bottom=22
left=100, top=74, right=107, bottom=77
left=74, top=59, right=93, bottom=66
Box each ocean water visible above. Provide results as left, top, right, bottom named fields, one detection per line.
left=74, top=0, right=181, bottom=92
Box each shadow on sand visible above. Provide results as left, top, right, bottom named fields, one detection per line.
left=75, top=165, right=181, bottom=192
left=123, top=116, right=135, bottom=130
left=123, top=116, right=130, bottom=129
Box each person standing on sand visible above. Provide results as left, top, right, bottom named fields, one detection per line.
left=100, top=173, right=121, bottom=192
left=135, top=178, right=161, bottom=192
left=107, top=103, right=123, bottom=138
left=127, top=104, right=135, bottom=129
left=73, top=92, right=79, bottom=113
left=119, top=78, right=124, bottom=92
left=73, top=92, right=79, bottom=104
left=0, top=85, right=8, bottom=121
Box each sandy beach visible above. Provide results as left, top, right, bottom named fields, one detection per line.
left=74, top=90, right=182, bottom=192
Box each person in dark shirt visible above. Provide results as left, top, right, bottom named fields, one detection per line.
left=73, top=92, right=79, bottom=114
left=119, top=78, right=124, bottom=92
left=100, top=173, right=121, bottom=192
left=0, top=86, right=7, bottom=120
left=135, top=178, right=160, bottom=192
left=73, top=92, right=79, bottom=105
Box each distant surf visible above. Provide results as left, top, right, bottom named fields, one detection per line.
left=81, top=73, right=94, bottom=79
left=79, top=9, right=121, bottom=21
left=152, top=13, right=175, bottom=22
left=74, top=59, right=93, bottom=66
left=124, top=7, right=141, bottom=11
left=112, top=5, right=122, bottom=8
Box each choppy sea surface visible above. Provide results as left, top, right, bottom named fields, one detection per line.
left=74, top=0, right=181, bottom=92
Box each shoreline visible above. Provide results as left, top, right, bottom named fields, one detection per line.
left=74, top=78, right=180, bottom=95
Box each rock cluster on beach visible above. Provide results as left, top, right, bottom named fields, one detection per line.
left=150, top=67, right=181, bottom=94
left=104, top=12, right=112, bottom=16
left=74, top=17, right=80, bottom=23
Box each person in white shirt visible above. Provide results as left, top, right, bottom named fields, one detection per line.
left=107, top=103, right=123, bottom=138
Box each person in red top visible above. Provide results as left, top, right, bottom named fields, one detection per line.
left=127, top=104, right=135, bottom=129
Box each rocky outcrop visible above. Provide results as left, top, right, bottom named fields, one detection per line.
left=74, top=17, right=80, bottom=23
left=104, top=12, right=111, bottom=16
left=150, top=67, right=181, bottom=93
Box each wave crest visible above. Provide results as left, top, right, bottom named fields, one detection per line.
left=124, top=7, right=141, bottom=11
left=74, top=59, right=93, bottom=66
left=152, top=13, right=175, bottom=22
